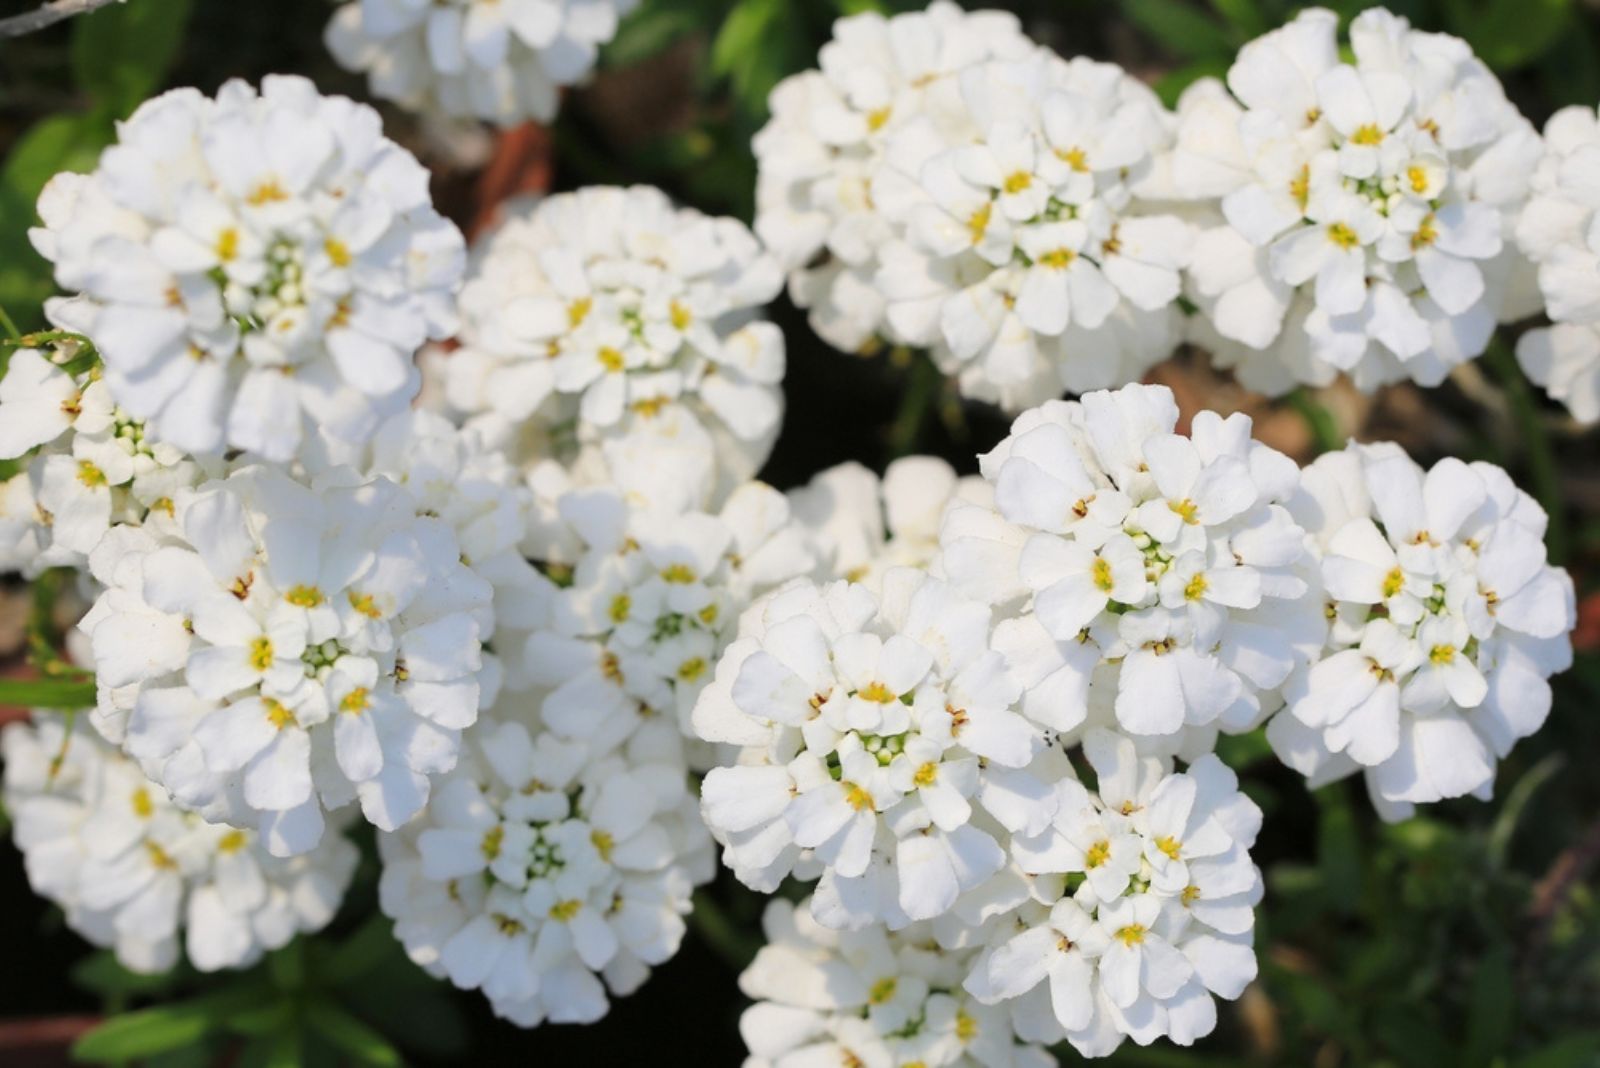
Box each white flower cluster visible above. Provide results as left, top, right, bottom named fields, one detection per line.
left=754, top=2, right=1031, bottom=355
left=79, top=463, right=491, bottom=856
left=0, top=342, right=202, bottom=577
left=379, top=714, right=710, bottom=1027
left=32, top=76, right=465, bottom=462
left=787, top=456, right=989, bottom=591
left=326, top=0, right=637, bottom=126
left=1516, top=104, right=1600, bottom=422
left=964, top=731, right=1262, bottom=1057
left=1269, top=443, right=1575, bottom=818
left=443, top=185, right=786, bottom=509
left=738, top=896, right=1052, bottom=1068
left=757, top=3, right=1193, bottom=408
left=1174, top=7, right=1540, bottom=393
left=2, top=714, right=357, bottom=974
left=699, top=383, right=1576, bottom=1061
left=940, top=382, right=1322, bottom=750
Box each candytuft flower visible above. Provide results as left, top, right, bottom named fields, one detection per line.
left=32, top=76, right=465, bottom=463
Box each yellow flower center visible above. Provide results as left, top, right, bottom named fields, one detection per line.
left=1038, top=247, right=1076, bottom=269
left=1290, top=164, right=1310, bottom=212
left=1326, top=222, right=1360, bottom=249
left=339, top=687, right=371, bottom=714
left=912, top=762, right=939, bottom=788
left=324, top=238, right=352, bottom=268
left=218, top=830, right=248, bottom=854
left=1183, top=572, right=1208, bottom=601
left=1350, top=123, right=1385, bottom=145
left=248, top=636, right=274, bottom=671
left=678, top=657, right=707, bottom=682
left=1085, top=839, right=1110, bottom=868
left=1381, top=567, right=1406, bottom=599
left=966, top=201, right=992, bottom=245
left=1056, top=146, right=1089, bottom=172
left=1429, top=644, right=1456, bottom=665
left=1156, top=835, right=1183, bottom=859
left=598, top=346, right=625, bottom=373
left=216, top=228, right=240, bottom=262
left=481, top=825, right=504, bottom=860
left=285, top=584, right=324, bottom=608
left=844, top=782, right=874, bottom=811
left=1169, top=498, right=1199, bottom=524
left=857, top=681, right=896, bottom=704
left=146, top=842, right=177, bottom=870
left=609, top=594, right=631, bottom=623
left=868, top=977, right=898, bottom=1004
left=247, top=179, right=289, bottom=205
left=568, top=297, right=592, bottom=327
left=1406, top=165, right=1430, bottom=195
left=131, top=787, right=154, bottom=819
left=1091, top=556, right=1115, bottom=593
left=955, top=1010, right=977, bottom=1041
left=348, top=590, right=382, bottom=618
left=592, top=829, right=614, bottom=861
left=549, top=899, right=582, bottom=922
left=1002, top=171, right=1032, bottom=194
left=669, top=300, right=692, bottom=331
left=866, top=106, right=892, bottom=132
left=76, top=460, right=106, bottom=488
left=264, top=698, right=296, bottom=729
left=1411, top=213, right=1438, bottom=250
left=1115, top=923, right=1147, bottom=946
left=660, top=563, right=696, bottom=584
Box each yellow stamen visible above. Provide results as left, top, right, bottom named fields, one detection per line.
left=216, top=228, right=240, bottom=262
left=866, top=107, right=892, bottom=132
left=598, top=346, right=625, bottom=373
left=966, top=201, right=992, bottom=245
left=567, top=297, right=592, bottom=327
left=339, top=687, right=371, bottom=714
left=592, top=829, right=614, bottom=861
left=857, top=681, right=896, bottom=704
left=1327, top=222, right=1360, bottom=249
left=669, top=300, right=692, bottom=331
left=264, top=698, right=296, bottom=729
left=1056, top=146, right=1089, bottom=172
left=324, top=238, right=352, bottom=268
left=1039, top=247, right=1076, bottom=269
left=1381, top=567, right=1405, bottom=599
left=1091, top=556, right=1115, bottom=593
left=678, top=657, right=707, bottom=682
left=348, top=590, right=382, bottom=618
left=1350, top=123, right=1384, bottom=145
left=132, top=787, right=154, bottom=819
left=844, top=782, right=874, bottom=811
left=218, top=830, right=248, bottom=854
left=912, top=762, right=938, bottom=788
left=549, top=899, right=582, bottom=922
left=1169, top=498, right=1200, bottom=524
left=1085, top=840, right=1110, bottom=868
left=609, top=594, right=631, bottom=623
left=481, top=825, right=504, bottom=860
left=868, top=977, right=897, bottom=1005
left=1183, top=572, right=1208, bottom=601
left=1115, top=923, right=1147, bottom=946
left=247, top=179, right=289, bottom=205
left=1002, top=171, right=1033, bottom=194
left=285, top=584, right=324, bottom=608
left=1155, top=835, right=1183, bottom=859
left=248, top=636, right=274, bottom=671
left=660, top=563, right=696, bottom=584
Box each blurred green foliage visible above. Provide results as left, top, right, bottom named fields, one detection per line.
left=1, top=0, right=1598, bottom=1065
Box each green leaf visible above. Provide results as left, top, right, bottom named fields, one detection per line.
left=0, top=113, right=116, bottom=326
left=73, top=1006, right=214, bottom=1063
left=1487, top=752, right=1564, bottom=869
left=304, top=1003, right=402, bottom=1068
left=72, top=0, right=196, bottom=116
left=1123, top=0, right=1237, bottom=61
left=0, top=676, right=99, bottom=710
left=1439, top=0, right=1573, bottom=71
left=1463, top=943, right=1515, bottom=1066
left=1514, top=1033, right=1600, bottom=1068
left=71, top=951, right=183, bottom=999
left=1316, top=786, right=1363, bottom=914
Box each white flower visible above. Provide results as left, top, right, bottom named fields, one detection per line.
left=1271, top=444, right=1576, bottom=818
left=0, top=342, right=200, bottom=578
left=876, top=51, right=1192, bottom=408
left=325, top=0, right=637, bottom=126
left=753, top=1, right=1033, bottom=354
left=738, top=895, right=1052, bottom=1068
left=518, top=476, right=815, bottom=739
left=78, top=463, right=491, bottom=855
left=964, top=730, right=1262, bottom=1058
left=695, top=570, right=1056, bottom=929
left=1174, top=7, right=1542, bottom=393
left=1515, top=103, right=1600, bottom=421
left=377, top=715, right=709, bottom=1027
left=939, top=383, right=1323, bottom=745
left=443, top=185, right=785, bottom=507
left=2, top=714, right=357, bottom=974
left=788, top=456, right=991, bottom=591
left=31, top=77, right=465, bottom=462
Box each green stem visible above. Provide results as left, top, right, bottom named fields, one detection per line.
left=0, top=676, right=98, bottom=709
left=888, top=352, right=942, bottom=459
left=688, top=890, right=760, bottom=973
left=1486, top=344, right=1568, bottom=566
left=0, top=304, right=19, bottom=342
left=1287, top=387, right=1342, bottom=455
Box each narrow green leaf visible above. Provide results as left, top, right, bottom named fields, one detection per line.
left=1123, top=0, right=1236, bottom=61
left=73, top=1006, right=212, bottom=1063
left=1487, top=753, right=1564, bottom=869
left=303, top=1003, right=403, bottom=1068
left=72, top=0, right=196, bottom=116
left=0, top=677, right=98, bottom=710
left=1463, top=943, right=1515, bottom=1066
left=319, top=915, right=400, bottom=987
left=71, top=951, right=183, bottom=999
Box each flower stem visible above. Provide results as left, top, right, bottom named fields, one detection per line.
left=1286, top=388, right=1342, bottom=455
left=688, top=890, right=760, bottom=972
left=0, top=304, right=20, bottom=342
left=1486, top=344, right=1568, bottom=566
left=888, top=352, right=943, bottom=459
